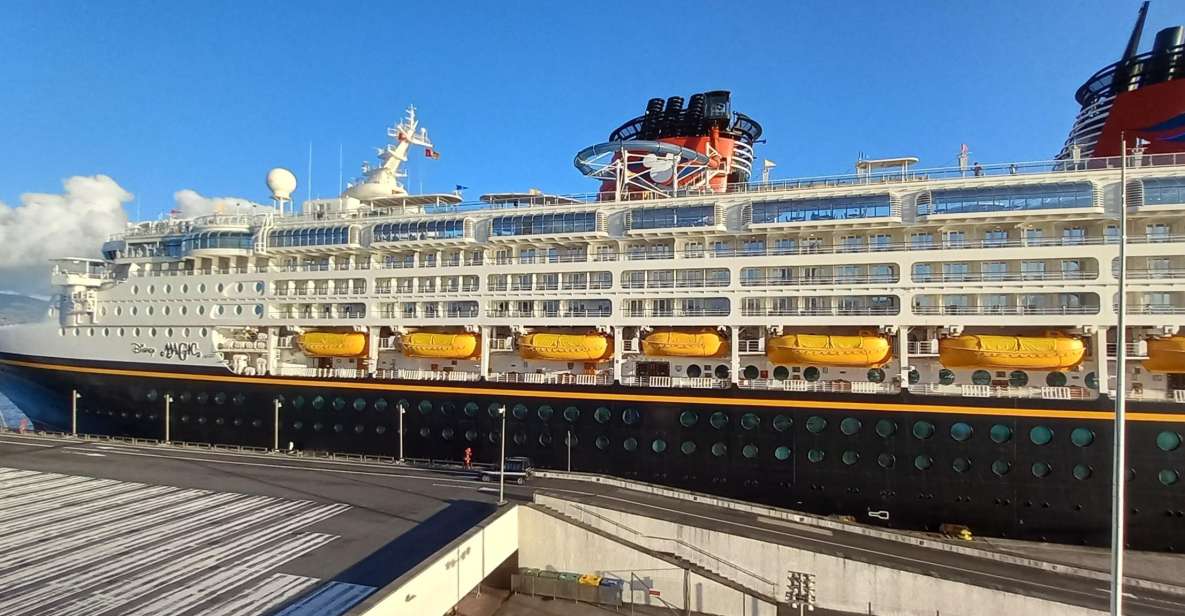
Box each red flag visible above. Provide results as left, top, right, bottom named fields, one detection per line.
left=425, top=148, right=440, bottom=160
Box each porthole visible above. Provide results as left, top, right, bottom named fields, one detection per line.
left=236, top=282, right=244, bottom=293
left=950, top=422, right=973, bottom=442
left=103, top=328, right=110, bottom=337
left=1085, top=372, right=1098, bottom=389
left=312, top=396, right=326, bottom=410
left=198, top=284, right=207, bottom=293
left=990, top=424, right=1012, bottom=444
left=538, top=432, right=553, bottom=447
left=180, top=306, right=188, bottom=316
left=714, top=365, right=730, bottom=380
left=971, top=370, right=992, bottom=385
left=878, top=453, right=896, bottom=469
left=908, top=368, right=920, bottom=384
left=441, top=427, right=455, bottom=441
left=842, top=450, right=860, bottom=465
left=353, top=424, right=364, bottom=434
left=741, top=413, right=760, bottom=430
left=564, top=433, right=578, bottom=447
left=1159, top=469, right=1180, bottom=486
left=686, top=365, right=702, bottom=378
left=992, top=460, right=1011, bottom=476
left=1030, top=426, right=1054, bottom=446
left=803, top=366, right=821, bottom=382
left=1070, top=427, right=1094, bottom=447
left=513, top=432, right=527, bottom=445
left=213, top=392, right=226, bottom=405
left=1046, top=371, right=1068, bottom=387
left=623, top=437, right=638, bottom=452
left=537, top=405, right=554, bottom=421
left=952, top=457, right=971, bottom=473
left=709, top=412, right=729, bottom=430
left=353, top=398, right=367, bottom=412
left=292, top=421, right=304, bottom=430
left=807, top=448, right=825, bottom=463
left=711, top=442, right=728, bottom=457
left=133, top=327, right=141, bottom=337
left=867, top=368, right=885, bottom=383
left=1157, top=431, right=1182, bottom=452
left=596, top=436, right=611, bottom=450
left=563, top=406, right=580, bottom=422
left=679, top=411, right=698, bottom=428
left=420, top=427, right=431, bottom=438
left=181, top=284, right=189, bottom=293
left=681, top=441, right=697, bottom=455
left=232, top=393, right=246, bottom=406
left=234, top=305, right=242, bottom=316
left=912, top=421, right=935, bottom=439
left=742, top=444, right=758, bottom=459
left=163, top=307, right=170, bottom=317
left=375, top=398, right=389, bottom=412
left=197, top=306, right=205, bottom=315
left=512, top=404, right=528, bottom=420
left=254, top=305, right=264, bottom=317
left=653, top=439, right=668, bottom=454
left=487, top=432, right=499, bottom=444
left=179, top=392, right=192, bottom=403
left=774, top=446, right=791, bottom=461
left=464, top=429, right=477, bottom=442
left=292, top=396, right=305, bottom=409
left=198, top=417, right=208, bottom=424
left=840, top=417, right=861, bottom=436
left=146, top=389, right=160, bottom=402
left=1073, top=464, right=1093, bottom=480
left=773, top=366, right=790, bottom=380
left=622, top=408, right=640, bottom=425
left=875, top=419, right=896, bottom=438
left=914, top=455, right=933, bottom=470
left=312, top=422, right=323, bottom=432
left=131, top=307, right=138, bottom=316
left=420, top=400, right=434, bottom=414
left=772, top=415, right=792, bottom=432
left=463, top=402, right=477, bottom=417
left=806, top=416, right=827, bottom=434
left=1009, top=370, right=1029, bottom=387
left=488, top=403, right=503, bottom=418
left=376, top=426, right=388, bottom=435
left=742, top=365, right=759, bottom=380
left=116, top=307, right=123, bottom=316
left=438, top=401, right=454, bottom=416
left=594, top=406, right=611, bottom=423
left=1032, top=462, right=1052, bottom=478
left=938, top=369, right=955, bottom=385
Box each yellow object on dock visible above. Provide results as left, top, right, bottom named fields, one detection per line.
left=1143, top=336, right=1185, bottom=372
left=938, top=334, right=1084, bottom=370
left=766, top=333, right=891, bottom=367
left=519, top=332, right=612, bottom=361
left=641, top=331, right=726, bottom=357
left=297, top=332, right=367, bottom=358
left=401, top=332, right=479, bottom=359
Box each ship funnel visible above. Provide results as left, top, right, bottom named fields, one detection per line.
left=1151, top=26, right=1185, bottom=83
left=658, top=96, right=684, bottom=139
left=639, top=97, right=664, bottom=140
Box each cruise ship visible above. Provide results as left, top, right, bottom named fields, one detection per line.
left=3, top=4, right=1185, bottom=551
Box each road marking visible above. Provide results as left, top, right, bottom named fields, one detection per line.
left=755, top=515, right=835, bottom=536
left=66, top=451, right=106, bottom=457
left=198, top=573, right=321, bottom=616
left=0, top=438, right=55, bottom=448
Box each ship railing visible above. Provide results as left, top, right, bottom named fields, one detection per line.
left=917, top=382, right=1094, bottom=400
left=377, top=369, right=481, bottom=382
left=376, top=337, right=399, bottom=350
left=216, top=339, right=268, bottom=351
left=488, top=338, right=515, bottom=351
left=1175, top=390, right=1185, bottom=404
left=740, top=379, right=897, bottom=395
left=911, top=271, right=1097, bottom=283
left=621, top=338, right=640, bottom=353
left=912, top=305, right=1100, bottom=316
left=1126, top=268, right=1185, bottom=280
left=1106, top=341, right=1147, bottom=357
left=1127, top=389, right=1185, bottom=403
left=276, top=336, right=294, bottom=349
left=907, top=340, right=938, bottom=355
left=737, top=339, right=764, bottom=354
left=275, top=366, right=363, bottom=379
left=488, top=372, right=612, bottom=386
left=740, top=274, right=900, bottom=287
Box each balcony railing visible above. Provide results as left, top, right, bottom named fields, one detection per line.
left=916, top=382, right=1095, bottom=400
left=741, top=274, right=898, bottom=287
left=488, top=372, right=612, bottom=386
left=912, top=271, right=1096, bottom=283
left=621, top=376, right=730, bottom=389
left=912, top=305, right=1099, bottom=315
left=741, top=306, right=898, bottom=317
left=623, top=308, right=730, bottom=318
left=376, top=369, right=481, bottom=382
left=739, top=379, right=898, bottom=394
left=907, top=340, right=939, bottom=355
left=737, top=339, right=764, bottom=353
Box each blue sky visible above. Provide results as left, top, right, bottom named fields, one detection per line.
left=0, top=0, right=1176, bottom=219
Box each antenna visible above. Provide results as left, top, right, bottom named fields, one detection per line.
left=1122, top=1, right=1150, bottom=61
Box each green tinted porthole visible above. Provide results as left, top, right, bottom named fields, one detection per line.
left=333, top=397, right=346, bottom=411
left=623, top=437, right=638, bottom=452
left=875, top=419, right=896, bottom=438
left=537, top=405, right=554, bottom=421
left=952, top=457, right=971, bottom=473
left=311, top=396, right=325, bottom=410
left=971, top=370, right=991, bottom=385
left=213, top=392, right=226, bottom=405
left=397, top=398, right=410, bottom=413
left=938, top=369, right=955, bottom=385
left=513, top=432, right=527, bottom=445
left=741, top=413, right=760, bottom=430
left=594, top=407, right=611, bottom=424
left=742, top=365, right=760, bottom=380
left=1009, top=370, right=1029, bottom=387
left=710, top=412, right=729, bottom=430
left=773, top=366, right=790, bottom=380
left=679, top=411, right=699, bottom=428
left=652, top=439, right=667, bottom=453
left=1073, top=464, right=1093, bottom=480
left=1046, top=371, right=1068, bottom=387
left=353, top=398, right=366, bottom=411
left=806, top=416, right=827, bottom=434
left=877, top=453, right=896, bottom=469
left=512, top=404, right=528, bottom=420
left=774, top=446, right=791, bottom=461
left=563, top=406, right=580, bottom=422
left=538, top=433, right=553, bottom=447
left=419, top=400, right=433, bottom=414
left=807, top=448, right=825, bottom=463
left=840, top=417, right=861, bottom=436
left=1159, top=469, right=1180, bottom=486
left=950, top=422, right=973, bottom=442
left=488, top=403, right=503, bottom=418
left=842, top=450, right=860, bottom=465
left=146, top=389, right=159, bottom=402
left=914, top=455, right=933, bottom=470
left=564, top=433, right=577, bottom=447
left=711, top=442, right=728, bottom=457
left=681, top=441, right=697, bottom=455
left=1157, top=431, right=1182, bottom=452
left=803, top=367, right=821, bottom=382
left=441, top=427, right=454, bottom=440
left=1030, top=426, right=1054, bottom=445
left=463, top=402, right=477, bottom=417
left=1032, top=462, right=1052, bottom=478
left=419, top=427, right=431, bottom=438
left=596, top=436, right=610, bottom=450
left=1085, top=372, right=1098, bottom=389
left=772, top=415, right=792, bottom=432
left=440, top=402, right=455, bottom=416
left=622, top=408, right=641, bottom=425
left=465, top=429, right=478, bottom=442
left=908, top=369, right=920, bottom=385
left=1071, top=427, right=1094, bottom=448
left=867, top=368, right=885, bottom=383
left=992, top=460, right=1011, bottom=476
left=742, top=444, right=758, bottom=459
left=989, top=424, right=1012, bottom=444
left=292, top=395, right=305, bottom=409
left=488, top=432, right=499, bottom=444
left=912, top=421, right=935, bottom=440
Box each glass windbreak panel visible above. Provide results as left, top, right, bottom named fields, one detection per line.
left=1142, top=178, right=1185, bottom=205
left=184, top=231, right=254, bottom=251
left=631, top=205, right=715, bottom=229
left=270, top=226, right=351, bottom=248
left=373, top=219, right=464, bottom=242
left=752, top=195, right=892, bottom=224
left=491, top=212, right=597, bottom=236
left=922, top=183, right=1093, bottom=216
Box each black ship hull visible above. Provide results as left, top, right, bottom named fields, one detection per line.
left=2, top=352, right=1183, bottom=551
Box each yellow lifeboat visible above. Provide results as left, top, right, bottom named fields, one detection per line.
left=1142, top=336, right=1185, bottom=372
left=766, top=332, right=892, bottom=367
left=641, top=331, right=727, bottom=358
left=297, top=332, right=367, bottom=358
left=519, top=332, right=612, bottom=361
left=938, top=334, right=1084, bottom=370
left=401, top=332, right=479, bottom=359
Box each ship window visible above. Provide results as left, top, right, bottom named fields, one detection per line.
left=312, top=396, right=326, bottom=410
left=922, top=183, right=1093, bottom=216
left=950, top=422, right=974, bottom=442
left=630, top=204, right=716, bottom=230
left=952, top=457, right=971, bottom=473
left=513, top=432, right=527, bottom=445
left=912, top=421, right=935, bottom=440
left=741, top=413, right=760, bottom=430
left=711, top=442, right=728, bottom=457
left=772, top=415, right=792, bottom=432
left=908, top=369, right=920, bottom=384
left=596, top=436, right=611, bottom=450
left=803, top=367, right=821, bottom=382
left=1032, top=462, right=1052, bottom=478
left=563, top=433, right=577, bottom=448
left=773, top=366, right=790, bottom=380
left=686, top=365, right=703, bottom=378
left=512, top=404, right=528, bottom=420
left=538, top=432, right=552, bottom=447
left=487, top=432, right=498, bottom=444
left=462, top=401, right=477, bottom=416
left=1008, top=370, right=1029, bottom=387
left=742, top=365, right=759, bottom=380
left=213, top=392, right=226, bottom=405
left=842, top=450, right=860, bottom=465
left=1070, top=428, right=1094, bottom=447
left=1073, top=464, right=1093, bottom=480
left=291, top=396, right=305, bottom=409
left=1046, top=371, right=1068, bottom=387
left=333, top=397, right=346, bottom=411
left=679, top=411, right=699, bottom=428
left=419, top=400, right=433, bottom=414
left=1160, top=469, right=1180, bottom=486
left=709, top=412, right=729, bottom=430
left=464, top=429, right=476, bottom=441
left=622, top=408, right=640, bottom=425
left=992, top=460, right=1011, bottom=476
left=537, top=405, right=554, bottom=421
left=752, top=195, right=892, bottom=225
left=990, top=424, right=1012, bottom=443
left=840, top=417, right=861, bottom=436
left=1141, top=177, right=1185, bottom=205
left=652, top=439, right=668, bottom=454
left=938, top=369, right=955, bottom=385
left=740, top=444, right=758, bottom=459
left=714, top=365, right=730, bottom=380
left=971, top=370, right=992, bottom=385
left=878, top=453, right=896, bottom=469
left=353, top=398, right=367, bottom=412
left=914, top=455, right=933, bottom=470
left=806, top=416, right=827, bottom=434
left=562, top=406, right=580, bottom=422
left=594, top=407, right=611, bottom=423
left=867, top=368, right=885, bottom=383
left=623, top=437, right=638, bottom=452
left=1030, top=426, right=1054, bottom=445
left=1157, top=431, right=1182, bottom=451
left=875, top=419, right=896, bottom=438
left=807, top=448, right=825, bottom=463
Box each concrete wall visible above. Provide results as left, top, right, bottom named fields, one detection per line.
left=357, top=505, right=519, bottom=616
left=517, top=506, right=777, bottom=616
left=537, top=495, right=1107, bottom=616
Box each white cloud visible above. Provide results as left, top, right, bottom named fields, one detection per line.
left=0, top=175, right=132, bottom=294
left=173, top=189, right=269, bottom=218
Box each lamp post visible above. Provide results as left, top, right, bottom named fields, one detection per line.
left=498, top=404, right=507, bottom=506
left=398, top=401, right=406, bottom=463
left=273, top=397, right=281, bottom=452
left=1110, top=133, right=1131, bottom=616
left=163, top=393, right=173, bottom=443
left=71, top=390, right=81, bottom=436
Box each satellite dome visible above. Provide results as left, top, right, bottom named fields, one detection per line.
left=266, top=167, right=297, bottom=201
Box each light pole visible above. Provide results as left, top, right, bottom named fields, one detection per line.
left=566, top=429, right=572, bottom=472
left=498, top=404, right=507, bottom=506
left=273, top=397, right=281, bottom=452
left=163, top=393, right=173, bottom=443
left=398, top=401, right=406, bottom=463
left=71, top=390, right=81, bottom=436
left=1110, top=133, right=1131, bottom=616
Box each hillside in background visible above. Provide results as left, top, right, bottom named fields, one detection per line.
left=0, top=293, right=49, bottom=326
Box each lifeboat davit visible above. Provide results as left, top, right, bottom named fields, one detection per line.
left=938, top=334, right=1084, bottom=370
left=519, top=332, right=612, bottom=361
left=401, top=332, right=479, bottom=359
left=298, top=332, right=367, bottom=358
left=642, top=331, right=727, bottom=358
left=766, top=333, right=891, bottom=367
left=1142, top=336, right=1185, bottom=372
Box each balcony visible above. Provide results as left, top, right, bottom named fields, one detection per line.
left=907, top=340, right=939, bottom=355
left=488, top=372, right=612, bottom=386
left=624, top=307, right=730, bottom=318
left=916, top=382, right=1095, bottom=400
left=737, top=339, right=765, bottom=354
left=741, top=306, right=898, bottom=317
left=912, top=305, right=1099, bottom=316
left=621, top=376, right=730, bottom=389
left=912, top=271, right=1096, bottom=283
left=741, top=274, right=898, bottom=287
left=376, top=369, right=481, bottom=382
left=739, top=379, right=898, bottom=394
